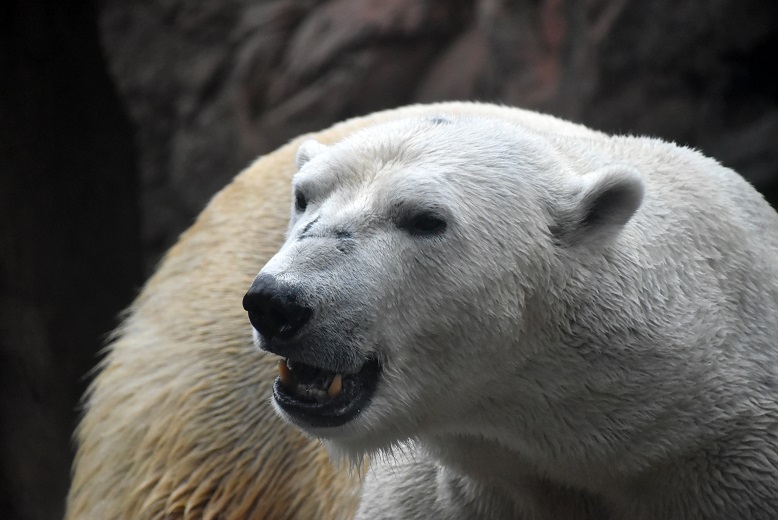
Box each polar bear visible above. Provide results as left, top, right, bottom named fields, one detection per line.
left=69, top=102, right=590, bottom=519
left=244, top=111, right=778, bottom=519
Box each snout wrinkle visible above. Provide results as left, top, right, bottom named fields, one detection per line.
left=299, top=216, right=320, bottom=238
left=297, top=218, right=356, bottom=253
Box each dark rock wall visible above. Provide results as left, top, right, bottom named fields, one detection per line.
left=1, top=1, right=776, bottom=519
left=99, top=0, right=778, bottom=269
left=1, top=1, right=141, bottom=519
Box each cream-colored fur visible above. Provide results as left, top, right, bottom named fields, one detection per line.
left=67, top=103, right=595, bottom=519
left=70, top=102, right=778, bottom=519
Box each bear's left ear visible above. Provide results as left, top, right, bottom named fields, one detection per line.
left=553, top=165, right=645, bottom=246
left=296, top=139, right=328, bottom=169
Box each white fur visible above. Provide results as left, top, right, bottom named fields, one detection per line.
left=259, top=114, right=778, bottom=519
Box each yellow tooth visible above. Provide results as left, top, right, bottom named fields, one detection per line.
left=277, top=359, right=291, bottom=385
left=327, top=374, right=343, bottom=398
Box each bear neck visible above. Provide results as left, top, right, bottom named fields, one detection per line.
left=415, top=236, right=778, bottom=517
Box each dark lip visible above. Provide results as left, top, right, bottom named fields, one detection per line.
left=273, top=358, right=381, bottom=428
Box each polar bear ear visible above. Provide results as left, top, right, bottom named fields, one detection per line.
left=296, top=139, right=328, bottom=169
left=553, top=165, right=645, bottom=246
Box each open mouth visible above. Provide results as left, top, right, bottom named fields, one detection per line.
left=273, top=357, right=380, bottom=428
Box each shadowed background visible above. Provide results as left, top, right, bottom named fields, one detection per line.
left=2, top=0, right=777, bottom=518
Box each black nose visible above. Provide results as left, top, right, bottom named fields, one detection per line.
left=243, top=273, right=312, bottom=342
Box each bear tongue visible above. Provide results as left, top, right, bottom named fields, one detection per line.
left=277, top=359, right=343, bottom=399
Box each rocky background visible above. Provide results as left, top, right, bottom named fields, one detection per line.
left=2, top=0, right=777, bottom=518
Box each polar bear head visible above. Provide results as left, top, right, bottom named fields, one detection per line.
left=243, top=116, right=644, bottom=457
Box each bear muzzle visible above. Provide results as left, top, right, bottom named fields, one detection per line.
left=244, top=272, right=382, bottom=428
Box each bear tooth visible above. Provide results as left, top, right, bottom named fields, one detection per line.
left=327, top=373, right=343, bottom=398
left=277, top=359, right=291, bottom=385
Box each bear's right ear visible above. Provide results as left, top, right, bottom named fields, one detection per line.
left=552, top=165, right=645, bottom=246
left=295, top=139, right=328, bottom=169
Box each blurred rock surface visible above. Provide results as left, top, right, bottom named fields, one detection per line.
left=99, top=0, right=778, bottom=271
left=1, top=2, right=141, bottom=519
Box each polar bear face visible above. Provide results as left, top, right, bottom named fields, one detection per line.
left=243, top=117, right=644, bottom=456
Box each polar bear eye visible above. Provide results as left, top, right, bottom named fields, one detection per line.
left=399, top=212, right=447, bottom=236
left=294, top=191, right=308, bottom=212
